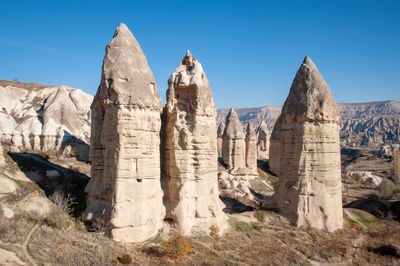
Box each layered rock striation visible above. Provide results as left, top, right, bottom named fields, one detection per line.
left=272, top=57, right=343, bottom=232
left=82, top=23, right=165, bottom=243
left=161, top=51, right=228, bottom=235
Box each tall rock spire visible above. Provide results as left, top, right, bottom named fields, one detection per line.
left=245, top=122, right=257, bottom=174
left=217, top=122, right=225, bottom=157
left=273, top=56, right=343, bottom=232
left=256, top=120, right=269, bottom=160
left=222, top=108, right=246, bottom=171
left=82, top=23, right=165, bottom=243
left=161, top=51, right=228, bottom=236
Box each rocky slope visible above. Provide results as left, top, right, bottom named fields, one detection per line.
left=0, top=79, right=93, bottom=160
left=217, top=100, right=400, bottom=147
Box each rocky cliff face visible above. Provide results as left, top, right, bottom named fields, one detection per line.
left=82, top=23, right=165, bottom=243
left=217, top=101, right=400, bottom=148
left=161, top=51, right=228, bottom=236
left=272, top=57, right=343, bottom=232
left=0, top=79, right=93, bottom=161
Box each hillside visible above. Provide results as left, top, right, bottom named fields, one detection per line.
left=0, top=79, right=93, bottom=160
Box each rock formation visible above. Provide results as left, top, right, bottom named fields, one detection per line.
left=222, top=108, right=246, bottom=173
left=217, top=101, right=400, bottom=149
left=0, top=79, right=92, bottom=161
left=268, top=117, right=281, bottom=176
left=161, top=51, right=228, bottom=236
left=217, top=122, right=225, bottom=158
left=82, top=23, right=165, bottom=243
left=272, top=56, right=343, bottom=232
left=256, top=120, right=269, bottom=160
left=245, top=123, right=257, bottom=174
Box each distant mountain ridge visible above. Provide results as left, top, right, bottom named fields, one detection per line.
left=217, top=100, right=400, bottom=147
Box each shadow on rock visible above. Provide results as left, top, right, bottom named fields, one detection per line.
left=220, top=196, right=254, bottom=214
left=344, top=197, right=400, bottom=221
left=61, top=130, right=89, bottom=163
left=8, top=152, right=89, bottom=217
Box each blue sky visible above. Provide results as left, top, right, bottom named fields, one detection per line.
left=0, top=0, right=399, bottom=108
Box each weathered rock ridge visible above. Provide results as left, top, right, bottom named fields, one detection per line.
left=82, top=23, right=165, bottom=243
left=272, top=57, right=343, bottom=232
left=217, top=100, right=400, bottom=148
left=0, top=79, right=92, bottom=161
left=161, top=51, right=228, bottom=236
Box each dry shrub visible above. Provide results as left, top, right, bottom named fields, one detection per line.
left=44, top=209, right=70, bottom=230
left=161, top=232, right=192, bottom=260
left=210, top=225, right=219, bottom=238
left=254, top=210, right=266, bottom=222
left=0, top=213, right=8, bottom=237
left=49, top=192, right=76, bottom=215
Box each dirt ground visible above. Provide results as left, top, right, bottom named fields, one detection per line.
left=0, top=148, right=399, bottom=265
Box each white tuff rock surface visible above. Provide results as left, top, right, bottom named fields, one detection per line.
left=161, top=51, right=228, bottom=236
left=0, top=79, right=92, bottom=159
left=272, top=57, right=343, bottom=232
left=82, top=23, right=165, bottom=243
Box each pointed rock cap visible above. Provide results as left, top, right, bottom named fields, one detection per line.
left=182, top=50, right=196, bottom=65
left=223, top=108, right=244, bottom=139
left=246, top=122, right=256, bottom=138
left=280, top=56, right=340, bottom=125
left=217, top=122, right=225, bottom=137
left=256, top=120, right=268, bottom=134
left=96, top=23, right=161, bottom=110
left=166, top=50, right=216, bottom=116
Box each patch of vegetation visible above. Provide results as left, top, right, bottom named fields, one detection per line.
left=209, top=224, right=219, bottom=238
left=254, top=210, right=267, bottom=222
left=160, top=232, right=192, bottom=260
left=355, top=212, right=378, bottom=226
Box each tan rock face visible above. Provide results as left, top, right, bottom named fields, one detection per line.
left=217, top=122, right=225, bottom=158
left=161, top=51, right=228, bottom=236
left=222, top=109, right=246, bottom=172
left=256, top=121, right=269, bottom=160
left=245, top=123, right=257, bottom=174
left=273, top=57, right=343, bottom=232
left=82, top=23, right=165, bottom=243
left=268, top=117, right=281, bottom=176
